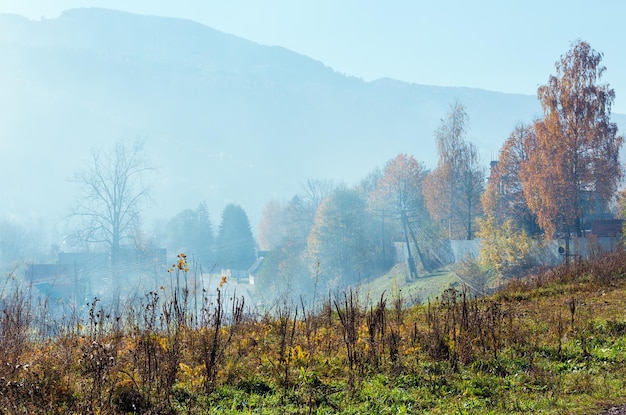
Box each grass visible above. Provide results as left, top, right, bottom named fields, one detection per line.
left=357, top=263, right=458, bottom=305
left=3, top=251, right=626, bottom=414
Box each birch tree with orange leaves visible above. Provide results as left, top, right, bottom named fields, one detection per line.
left=371, top=154, right=433, bottom=275
left=482, top=123, right=538, bottom=234
left=520, top=40, right=623, bottom=238
left=424, top=102, right=484, bottom=240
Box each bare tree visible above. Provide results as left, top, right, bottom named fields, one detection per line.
left=0, top=219, right=47, bottom=264
left=69, top=139, right=152, bottom=267
left=301, top=178, right=336, bottom=211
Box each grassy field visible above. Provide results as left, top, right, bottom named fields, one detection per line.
left=355, top=263, right=459, bottom=306
left=3, top=252, right=626, bottom=414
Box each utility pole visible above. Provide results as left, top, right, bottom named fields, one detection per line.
left=381, top=208, right=386, bottom=267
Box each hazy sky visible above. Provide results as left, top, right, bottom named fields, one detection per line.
left=1, top=0, right=625, bottom=112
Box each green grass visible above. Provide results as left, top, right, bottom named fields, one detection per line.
left=357, top=263, right=458, bottom=304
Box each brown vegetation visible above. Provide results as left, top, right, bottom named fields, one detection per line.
left=1, top=248, right=626, bottom=413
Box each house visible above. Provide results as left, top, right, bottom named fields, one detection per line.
left=247, top=256, right=265, bottom=285
left=590, top=219, right=624, bottom=238
left=26, top=246, right=168, bottom=311
left=25, top=262, right=87, bottom=314
left=57, top=252, right=108, bottom=272
left=26, top=263, right=73, bottom=283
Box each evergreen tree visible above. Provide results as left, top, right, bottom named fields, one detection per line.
left=216, top=204, right=256, bottom=270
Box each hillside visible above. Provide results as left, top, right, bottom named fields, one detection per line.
left=1, top=8, right=624, bottom=228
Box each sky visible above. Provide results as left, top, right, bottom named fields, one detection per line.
left=0, top=0, right=625, bottom=112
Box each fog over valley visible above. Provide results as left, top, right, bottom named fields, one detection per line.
left=6, top=4, right=626, bottom=413
left=1, top=7, right=625, bottom=307
left=0, top=7, right=568, bottom=230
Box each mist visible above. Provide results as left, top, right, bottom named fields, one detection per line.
left=1, top=8, right=625, bottom=318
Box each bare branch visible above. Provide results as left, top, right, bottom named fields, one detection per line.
left=67, top=138, right=152, bottom=266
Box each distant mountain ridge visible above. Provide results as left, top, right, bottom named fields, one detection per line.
left=0, top=8, right=623, bottom=229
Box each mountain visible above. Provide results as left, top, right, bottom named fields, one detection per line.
left=0, top=8, right=622, bottom=231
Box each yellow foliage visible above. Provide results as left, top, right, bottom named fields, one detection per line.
left=158, top=336, right=169, bottom=351
left=289, top=345, right=310, bottom=365
left=168, top=252, right=189, bottom=273
left=178, top=362, right=205, bottom=388
left=477, top=214, right=534, bottom=276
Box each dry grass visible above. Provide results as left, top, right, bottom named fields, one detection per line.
left=2, top=249, right=626, bottom=413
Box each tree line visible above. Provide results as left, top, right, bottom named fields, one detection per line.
left=4, top=40, right=619, bottom=300
left=254, top=100, right=485, bottom=300
left=479, top=40, right=623, bottom=276
left=63, top=143, right=257, bottom=275
left=254, top=40, right=624, bottom=298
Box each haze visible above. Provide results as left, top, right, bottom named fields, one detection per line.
left=2, top=0, right=626, bottom=112
left=0, top=2, right=624, bottom=291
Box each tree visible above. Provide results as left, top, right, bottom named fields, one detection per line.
left=215, top=204, right=256, bottom=271
left=257, top=200, right=286, bottom=251
left=255, top=196, right=314, bottom=302
left=520, top=40, right=623, bottom=238
left=69, top=139, right=152, bottom=267
left=353, top=167, right=403, bottom=273
left=355, top=167, right=383, bottom=198
left=282, top=195, right=313, bottom=250
left=306, top=189, right=376, bottom=288
left=482, top=124, right=539, bottom=234
left=0, top=219, right=29, bottom=265
left=256, top=243, right=311, bottom=303
left=0, top=219, right=47, bottom=265
left=371, top=154, right=432, bottom=275
left=424, top=102, right=485, bottom=240
left=301, top=178, right=336, bottom=212
left=476, top=214, right=535, bottom=278
left=166, top=203, right=215, bottom=269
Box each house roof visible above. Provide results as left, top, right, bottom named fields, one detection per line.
left=590, top=219, right=624, bottom=237
left=25, top=264, right=72, bottom=283
left=247, top=257, right=265, bottom=275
